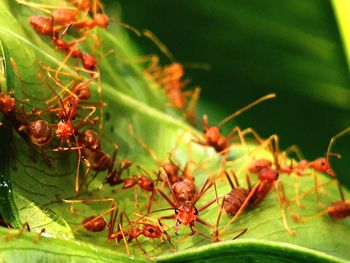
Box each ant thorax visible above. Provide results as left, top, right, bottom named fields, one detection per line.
left=175, top=202, right=198, bottom=226
left=56, top=119, right=75, bottom=139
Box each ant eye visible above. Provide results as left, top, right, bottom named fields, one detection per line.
left=148, top=228, right=154, bottom=233
left=194, top=208, right=198, bottom=215
left=68, top=103, right=73, bottom=107
left=321, top=161, right=325, bottom=166
left=175, top=209, right=179, bottom=214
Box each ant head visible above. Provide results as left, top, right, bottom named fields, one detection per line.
left=249, top=159, right=273, bottom=174
left=175, top=203, right=198, bottom=226
left=142, top=224, right=162, bottom=239
left=0, top=94, right=15, bottom=114
left=138, top=176, right=154, bottom=191
left=80, top=129, right=101, bottom=151
left=81, top=216, right=107, bottom=232
left=56, top=119, right=75, bottom=139
left=172, top=180, right=196, bottom=202
left=82, top=54, right=97, bottom=72
left=163, top=63, right=184, bottom=78
left=94, top=13, right=109, bottom=28
left=29, top=16, right=53, bottom=35
left=71, top=82, right=91, bottom=100
left=258, top=167, right=279, bottom=182
left=310, top=158, right=335, bottom=177
left=203, top=126, right=222, bottom=142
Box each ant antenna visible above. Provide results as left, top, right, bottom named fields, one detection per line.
left=217, top=93, right=276, bottom=127
left=326, top=127, right=350, bottom=164
left=143, top=29, right=176, bottom=62
left=110, top=18, right=141, bottom=37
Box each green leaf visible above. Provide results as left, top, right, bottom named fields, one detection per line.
left=0, top=0, right=349, bottom=262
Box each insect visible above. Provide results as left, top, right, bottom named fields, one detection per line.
left=249, top=133, right=339, bottom=207
left=292, top=180, right=350, bottom=222
left=150, top=167, right=217, bottom=236
left=77, top=129, right=132, bottom=193
left=3, top=221, right=45, bottom=243
left=192, top=93, right=276, bottom=161
left=113, top=211, right=173, bottom=255
left=142, top=30, right=204, bottom=124
left=65, top=198, right=170, bottom=255
left=216, top=135, right=296, bottom=236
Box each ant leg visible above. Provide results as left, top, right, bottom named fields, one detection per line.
left=185, top=87, right=201, bottom=125
left=117, top=222, right=130, bottom=255
left=40, top=63, right=84, bottom=81
left=129, top=124, right=160, bottom=164
left=147, top=171, right=162, bottom=213
left=292, top=209, right=328, bottom=223
left=134, top=187, right=140, bottom=213
left=78, top=160, right=92, bottom=193
left=294, top=175, right=303, bottom=208
left=135, top=237, right=147, bottom=254
left=10, top=57, right=30, bottom=101
left=284, top=145, right=305, bottom=160
left=274, top=181, right=295, bottom=236
left=63, top=198, right=118, bottom=235
left=4, top=222, right=30, bottom=242
left=33, top=228, right=46, bottom=244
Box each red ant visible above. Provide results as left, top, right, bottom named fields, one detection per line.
left=216, top=135, right=296, bottom=236
left=113, top=212, right=173, bottom=255
left=292, top=180, right=350, bottom=222
left=149, top=168, right=217, bottom=236
left=142, top=30, right=204, bottom=123
left=77, top=129, right=132, bottom=193
left=3, top=220, right=45, bottom=243
left=64, top=198, right=171, bottom=255
left=192, top=93, right=276, bottom=162
left=248, top=133, right=340, bottom=208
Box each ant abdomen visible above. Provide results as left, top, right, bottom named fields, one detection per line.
left=29, top=16, right=53, bottom=35
left=142, top=224, right=162, bottom=239
left=79, top=129, right=101, bottom=151
left=223, top=188, right=249, bottom=215
left=28, top=120, right=53, bottom=147
left=89, top=151, right=111, bottom=171
left=52, top=9, right=77, bottom=26
left=71, top=82, right=91, bottom=100
left=172, top=180, right=196, bottom=202
left=328, top=201, right=350, bottom=219
left=81, top=216, right=107, bottom=232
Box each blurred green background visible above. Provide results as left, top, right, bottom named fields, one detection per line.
left=116, top=0, right=350, bottom=187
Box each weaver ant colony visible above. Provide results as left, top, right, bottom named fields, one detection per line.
left=1, top=0, right=349, bottom=258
